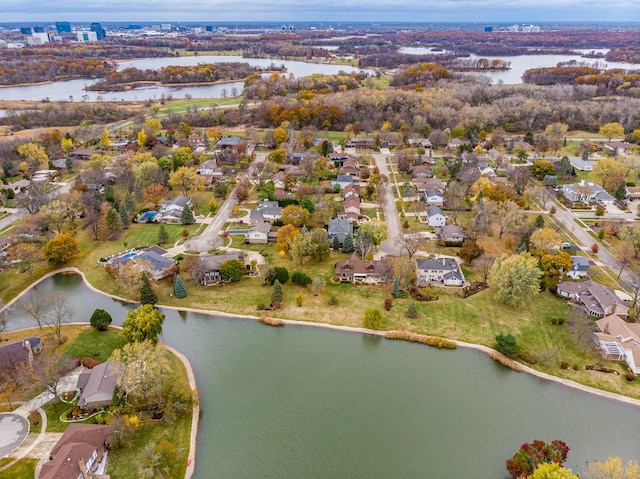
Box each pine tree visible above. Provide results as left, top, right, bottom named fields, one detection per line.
left=181, top=203, right=195, bottom=225
left=614, top=182, right=627, bottom=201
left=271, top=279, right=283, bottom=307
left=392, top=277, right=401, bottom=297
left=332, top=235, right=341, bottom=251
left=534, top=215, right=545, bottom=229
left=124, top=192, right=137, bottom=215
left=405, top=302, right=419, bottom=319
left=119, top=203, right=131, bottom=229
left=342, top=233, right=354, bottom=253
left=158, top=224, right=169, bottom=245
left=104, top=207, right=122, bottom=239
left=139, top=273, right=158, bottom=305
left=174, top=275, right=187, bottom=298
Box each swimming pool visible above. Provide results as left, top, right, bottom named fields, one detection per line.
left=138, top=211, right=157, bottom=222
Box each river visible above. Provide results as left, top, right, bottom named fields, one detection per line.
left=5, top=274, right=640, bottom=478
left=399, top=48, right=638, bottom=84
left=0, top=56, right=368, bottom=103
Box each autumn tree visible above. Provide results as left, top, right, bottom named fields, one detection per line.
left=99, top=128, right=111, bottom=149
left=358, top=219, right=388, bottom=246
left=122, top=304, right=165, bottom=344
left=506, top=439, right=570, bottom=479
left=43, top=233, right=79, bottom=264
left=599, top=122, right=625, bottom=141
left=17, top=142, right=48, bottom=172
left=540, top=252, right=573, bottom=280
left=619, top=225, right=640, bottom=258
left=234, top=178, right=251, bottom=202
left=583, top=457, right=640, bottom=479
left=489, top=253, right=542, bottom=306
left=168, top=166, right=204, bottom=197
left=532, top=160, right=556, bottom=180
left=531, top=463, right=577, bottom=479
left=143, top=183, right=169, bottom=207
left=363, top=308, right=384, bottom=330
left=529, top=228, right=562, bottom=256
left=475, top=254, right=496, bottom=282
left=267, top=148, right=287, bottom=164
left=220, top=259, right=246, bottom=282
left=277, top=224, right=300, bottom=253
left=459, top=239, right=484, bottom=264
left=543, top=122, right=569, bottom=156
left=273, top=127, right=288, bottom=146
left=590, top=158, right=627, bottom=193
left=282, top=205, right=311, bottom=227
left=494, top=200, right=526, bottom=239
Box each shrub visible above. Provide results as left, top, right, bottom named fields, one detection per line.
left=90, top=309, right=112, bottom=331
left=273, top=267, right=289, bottom=284
left=384, top=298, right=392, bottom=311
left=385, top=331, right=456, bottom=349
left=549, top=206, right=556, bottom=215
left=495, top=333, right=519, bottom=358
left=291, top=271, right=312, bottom=286
left=258, top=316, right=284, bottom=327
left=81, top=357, right=100, bottom=369
left=256, top=301, right=265, bottom=310
left=363, top=308, right=384, bottom=330
left=560, top=361, right=569, bottom=369
left=327, top=293, right=338, bottom=305
left=405, top=302, right=419, bottom=319
left=295, top=294, right=303, bottom=307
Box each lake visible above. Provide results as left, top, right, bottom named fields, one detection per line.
left=5, top=273, right=640, bottom=478
left=399, top=48, right=637, bottom=84
left=0, top=56, right=369, bottom=102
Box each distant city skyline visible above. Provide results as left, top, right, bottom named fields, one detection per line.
left=1, top=0, right=639, bottom=24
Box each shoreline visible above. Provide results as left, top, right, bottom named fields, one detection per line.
left=3, top=268, right=640, bottom=413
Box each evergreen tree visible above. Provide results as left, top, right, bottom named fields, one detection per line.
left=158, top=224, right=169, bottom=245
left=332, top=235, right=341, bottom=251
left=174, top=275, right=187, bottom=298
left=140, top=273, right=158, bottom=305
left=271, top=279, right=284, bottom=307
left=119, top=203, right=131, bottom=229
left=534, top=215, right=545, bottom=229
left=392, top=277, right=401, bottom=297
left=124, top=192, right=137, bottom=214
left=405, top=302, right=419, bottom=319
left=105, top=207, right=123, bottom=239
left=614, top=182, right=627, bottom=201
left=300, top=196, right=315, bottom=213
left=342, top=233, right=355, bottom=253
left=181, top=203, right=195, bottom=225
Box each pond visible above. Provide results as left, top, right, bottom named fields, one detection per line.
left=5, top=273, right=640, bottom=478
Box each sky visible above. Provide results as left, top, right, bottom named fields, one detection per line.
left=1, top=0, right=638, bottom=24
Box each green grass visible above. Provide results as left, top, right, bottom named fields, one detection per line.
left=63, top=328, right=127, bottom=361
left=42, top=399, right=75, bottom=432
left=0, top=459, right=38, bottom=479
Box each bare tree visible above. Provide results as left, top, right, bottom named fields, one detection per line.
left=396, top=234, right=423, bottom=260
left=475, top=254, right=496, bottom=282
left=21, top=291, right=49, bottom=329
left=0, top=300, right=7, bottom=340
left=33, top=353, right=74, bottom=397
left=566, top=306, right=595, bottom=354
left=44, top=293, right=74, bottom=344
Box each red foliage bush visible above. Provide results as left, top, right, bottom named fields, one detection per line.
left=81, top=357, right=100, bottom=369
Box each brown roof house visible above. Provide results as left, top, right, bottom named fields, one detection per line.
left=593, top=314, right=640, bottom=374
left=556, top=280, right=628, bottom=318
left=0, top=337, right=42, bottom=369
left=39, top=424, right=113, bottom=479
left=76, top=361, right=123, bottom=410
left=437, top=225, right=467, bottom=245
left=335, top=254, right=392, bottom=284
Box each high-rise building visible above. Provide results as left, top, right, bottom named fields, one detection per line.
left=20, top=27, right=32, bottom=35
left=56, top=22, right=71, bottom=33
left=33, top=26, right=45, bottom=33
left=90, top=23, right=106, bottom=40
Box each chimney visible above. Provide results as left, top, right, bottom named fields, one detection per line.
left=604, top=322, right=610, bottom=334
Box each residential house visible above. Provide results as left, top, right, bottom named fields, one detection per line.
left=215, top=136, right=243, bottom=149
left=416, top=257, right=465, bottom=286
left=330, top=153, right=351, bottom=166
left=448, top=138, right=469, bottom=150
left=250, top=200, right=282, bottom=224
left=411, top=165, right=432, bottom=178
left=557, top=280, right=629, bottom=318
left=566, top=256, right=591, bottom=280
left=76, top=361, right=123, bottom=410
left=197, top=159, right=217, bottom=175
left=197, top=251, right=246, bottom=285
left=412, top=177, right=445, bottom=193
left=344, top=195, right=361, bottom=216
left=604, top=141, right=634, bottom=156
left=287, top=152, right=307, bottom=165
left=9, top=179, right=30, bottom=194
left=39, top=424, right=113, bottom=479
left=424, top=188, right=444, bottom=206
left=561, top=180, right=615, bottom=206
left=593, top=314, right=640, bottom=374
left=0, top=337, right=41, bottom=369
left=626, top=186, right=640, bottom=201
left=345, top=138, right=375, bottom=149
left=328, top=218, right=353, bottom=245
left=335, top=254, right=392, bottom=284
left=156, top=196, right=192, bottom=223
left=331, top=175, right=359, bottom=190
left=245, top=222, right=272, bottom=244
left=437, top=225, right=466, bottom=245
left=343, top=183, right=360, bottom=199
left=105, top=246, right=176, bottom=281
left=69, top=147, right=99, bottom=161
left=426, top=205, right=446, bottom=227
left=408, top=138, right=433, bottom=150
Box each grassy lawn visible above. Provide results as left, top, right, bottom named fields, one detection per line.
left=63, top=328, right=128, bottom=361
left=42, top=399, right=75, bottom=432
left=0, top=459, right=38, bottom=479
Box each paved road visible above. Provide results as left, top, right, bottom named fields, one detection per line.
left=184, top=153, right=264, bottom=253
left=371, top=152, right=403, bottom=256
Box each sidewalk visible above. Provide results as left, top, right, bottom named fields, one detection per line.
left=13, top=368, right=82, bottom=418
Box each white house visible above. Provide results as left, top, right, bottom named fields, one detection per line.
left=426, top=205, right=446, bottom=227
left=245, top=222, right=271, bottom=244
left=566, top=256, right=590, bottom=280
left=156, top=196, right=192, bottom=223
left=331, top=175, right=359, bottom=190
left=416, top=257, right=464, bottom=286
left=424, top=188, right=444, bottom=207
left=561, top=180, right=615, bottom=206
left=197, top=159, right=217, bottom=175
